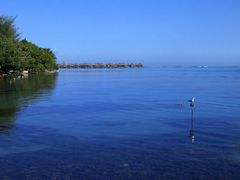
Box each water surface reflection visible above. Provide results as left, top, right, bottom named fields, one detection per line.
left=0, top=68, right=239, bottom=179
left=0, top=74, right=57, bottom=132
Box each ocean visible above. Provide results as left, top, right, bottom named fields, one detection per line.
left=0, top=67, right=240, bottom=179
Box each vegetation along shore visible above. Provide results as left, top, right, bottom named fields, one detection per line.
left=0, top=15, right=58, bottom=79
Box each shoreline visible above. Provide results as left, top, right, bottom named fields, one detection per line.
left=0, top=63, right=143, bottom=80
left=0, top=70, right=58, bottom=80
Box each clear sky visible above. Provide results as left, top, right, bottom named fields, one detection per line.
left=1, top=0, right=240, bottom=65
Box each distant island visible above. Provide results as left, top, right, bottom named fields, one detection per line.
left=0, top=15, right=58, bottom=78
left=58, top=63, right=143, bottom=69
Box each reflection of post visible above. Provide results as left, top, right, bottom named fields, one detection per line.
left=188, top=97, right=195, bottom=143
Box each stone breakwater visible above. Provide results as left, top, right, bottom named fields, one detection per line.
left=58, top=63, right=143, bottom=69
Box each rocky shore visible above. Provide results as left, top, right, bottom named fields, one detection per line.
left=58, top=63, right=143, bottom=69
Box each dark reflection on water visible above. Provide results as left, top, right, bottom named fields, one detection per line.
left=0, top=74, right=57, bottom=131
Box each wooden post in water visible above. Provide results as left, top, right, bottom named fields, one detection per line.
left=188, top=97, right=195, bottom=143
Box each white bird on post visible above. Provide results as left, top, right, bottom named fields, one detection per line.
left=188, top=97, right=195, bottom=108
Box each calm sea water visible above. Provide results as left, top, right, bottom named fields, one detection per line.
left=0, top=67, right=239, bottom=179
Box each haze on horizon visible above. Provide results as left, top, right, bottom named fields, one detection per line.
left=1, top=0, right=240, bottom=66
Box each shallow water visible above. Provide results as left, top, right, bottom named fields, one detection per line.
left=0, top=67, right=240, bottom=179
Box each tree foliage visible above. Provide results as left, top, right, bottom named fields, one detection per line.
left=0, top=16, right=20, bottom=41
left=0, top=15, right=58, bottom=75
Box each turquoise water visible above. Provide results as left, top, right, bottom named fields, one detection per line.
left=0, top=67, right=240, bottom=179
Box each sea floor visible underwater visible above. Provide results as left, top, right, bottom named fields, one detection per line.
left=0, top=67, right=240, bottom=179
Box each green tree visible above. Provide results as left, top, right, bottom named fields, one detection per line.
left=19, top=39, right=58, bottom=72
left=0, top=37, right=24, bottom=73
left=0, top=16, right=20, bottom=41
left=0, top=15, right=58, bottom=75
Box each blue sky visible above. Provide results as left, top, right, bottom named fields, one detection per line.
left=1, top=0, right=240, bottom=65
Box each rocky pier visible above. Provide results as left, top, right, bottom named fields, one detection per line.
left=58, top=63, right=143, bottom=69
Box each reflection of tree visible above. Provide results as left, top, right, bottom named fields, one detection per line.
left=0, top=74, right=57, bottom=131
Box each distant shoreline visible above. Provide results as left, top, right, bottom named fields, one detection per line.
left=58, top=63, right=143, bottom=69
